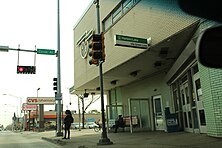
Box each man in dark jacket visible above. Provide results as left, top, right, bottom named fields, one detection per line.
left=63, top=110, right=74, bottom=139
left=114, top=115, right=125, bottom=133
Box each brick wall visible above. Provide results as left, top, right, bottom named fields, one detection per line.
left=199, top=63, right=222, bottom=137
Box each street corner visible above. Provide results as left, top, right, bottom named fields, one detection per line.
left=42, top=136, right=67, bottom=146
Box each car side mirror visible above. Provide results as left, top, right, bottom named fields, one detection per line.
left=196, top=25, right=222, bottom=68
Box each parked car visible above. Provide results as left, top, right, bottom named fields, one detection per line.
left=71, top=123, right=83, bottom=129
left=85, top=122, right=99, bottom=129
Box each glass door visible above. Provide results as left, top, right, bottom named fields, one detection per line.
left=153, top=95, right=164, bottom=131
left=128, top=98, right=151, bottom=133
left=130, top=99, right=150, bottom=129
left=106, top=105, right=123, bottom=131
left=193, top=73, right=207, bottom=133
left=180, top=81, right=193, bottom=132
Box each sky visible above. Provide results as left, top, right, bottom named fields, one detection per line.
left=0, top=0, right=95, bottom=127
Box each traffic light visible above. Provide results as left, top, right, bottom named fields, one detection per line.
left=88, top=32, right=105, bottom=65
left=53, top=78, right=57, bottom=94
left=101, top=32, right=105, bottom=60
left=17, top=65, right=36, bottom=74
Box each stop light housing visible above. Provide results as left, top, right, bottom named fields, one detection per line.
left=88, top=32, right=105, bottom=65
left=17, top=65, right=36, bottom=74
left=53, top=78, right=57, bottom=92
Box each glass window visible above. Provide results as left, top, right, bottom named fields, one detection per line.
left=185, top=86, right=190, bottom=104
left=193, top=65, right=199, bottom=74
left=181, top=75, right=187, bottom=83
left=154, top=98, right=162, bottom=115
left=192, top=109, right=199, bottom=128
left=133, top=0, right=140, bottom=3
left=103, top=16, right=112, bottom=31
left=195, top=79, right=202, bottom=101
left=181, top=90, right=185, bottom=105
left=199, top=110, right=206, bottom=126
left=173, top=90, right=179, bottom=111
left=123, top=0, right=133, bottom=13
left=102, top=0, right=141, bottom=32
left=184, top=112, right=188, bottom=128
left=191, top=89, right=196, bottom=107
left=112, top=6, right=122, bottom=22
left=188, top=111, right=192, bottom=128
left=110, top=89, right=116, bottom=105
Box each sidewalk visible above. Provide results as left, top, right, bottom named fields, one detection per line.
left=38, top=129, right=222, bottom=148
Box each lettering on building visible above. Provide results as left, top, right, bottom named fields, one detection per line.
left=76, top=29, right=94, bottom=59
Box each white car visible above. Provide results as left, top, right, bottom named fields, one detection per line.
left=85, top=122, right=99, bottom=129
left=71, top=123, right=83, bottom=129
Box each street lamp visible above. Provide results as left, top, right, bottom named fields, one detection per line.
left=36, top=88, right=40, bottom=130
left=37, top=88, right=40, bottom=97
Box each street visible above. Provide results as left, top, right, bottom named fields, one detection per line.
left=1, top=129, right=222, bottom=148
left=0, top=131, right=60, bottom=148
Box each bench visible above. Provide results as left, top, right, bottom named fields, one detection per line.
left=111, top=115, right=139, bottom=132
left=123, top=115, right=139, bottom=127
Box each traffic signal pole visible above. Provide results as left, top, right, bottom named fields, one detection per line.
left=56, top=0, right=63, bottom=137
left=95, top=0, right=113, bottom=145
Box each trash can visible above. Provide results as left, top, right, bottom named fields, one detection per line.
left=165, top=107, right=179, bottom=132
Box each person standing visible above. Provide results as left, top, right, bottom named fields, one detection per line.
left=63, top=110, right=74, bottom=139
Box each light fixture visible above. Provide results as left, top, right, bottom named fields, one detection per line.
left=159, top=47, right=169, bottom=58
left=83, top=89, right=89, bottom=98
left=110, top=80, right=118, bottom=85
left=130, top=70, right=140, bottom=77
left=154, top=61, right=162, bottom=67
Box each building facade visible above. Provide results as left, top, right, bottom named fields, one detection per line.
left=71, top=0, right=222, bottom=137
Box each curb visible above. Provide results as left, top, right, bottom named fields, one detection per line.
left=41, top=137, right=66, bottom=146
left=42, top=137, right=89, bottom=148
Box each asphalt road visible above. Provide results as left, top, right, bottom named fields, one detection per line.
left=0, top=131, right=60, bottom=148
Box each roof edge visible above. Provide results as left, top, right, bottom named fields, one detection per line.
left=73, top=0, right=94, bottom=30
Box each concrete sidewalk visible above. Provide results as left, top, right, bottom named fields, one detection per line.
left=38, top=129, right=222, bottom=148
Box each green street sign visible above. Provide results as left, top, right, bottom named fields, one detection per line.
left=37, top=48, right=55, bottom=55
left=114, top=34, right=151, bottom=49
left=0, top=46, right=9, bottom=52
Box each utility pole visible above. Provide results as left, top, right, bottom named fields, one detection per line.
left=94, top=0, right=113, bottom=145
left=56, top=0, right=63, bottom=137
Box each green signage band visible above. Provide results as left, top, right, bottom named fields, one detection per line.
left=116, top=35, right=147, bottom=44
left=114, top=34, right=151, bottom=49
left=37, top=49, right=55, bottom=55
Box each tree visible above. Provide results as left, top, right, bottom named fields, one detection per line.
left=76, top=93, right=100, bottom=128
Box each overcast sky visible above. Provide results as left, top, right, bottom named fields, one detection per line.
left=0, top=0, right=93, bottom=127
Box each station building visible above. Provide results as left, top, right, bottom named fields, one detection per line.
left=70, top=0, right=222, bottom=137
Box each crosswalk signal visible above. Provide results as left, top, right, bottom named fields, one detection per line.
left=53, top=78, right=57, bottom=94
left=17, top=65, right=36, bottom=74
left=88, top=32, right=105, bottom=65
